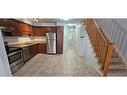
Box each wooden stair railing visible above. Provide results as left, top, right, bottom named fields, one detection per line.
left=86, top=19, right=115, bottom=76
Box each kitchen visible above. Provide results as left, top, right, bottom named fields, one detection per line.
left=0, top=18, right=64, bottom=76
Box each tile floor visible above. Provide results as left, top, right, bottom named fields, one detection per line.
left=13, top=47, right=102, bottom=76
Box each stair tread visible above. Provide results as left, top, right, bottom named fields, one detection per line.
left=108, top=69, right=127, bottom=76
left=111, top=57, right=123, bottom=63
left=112, top=52, right=119, bottom=57
left=111, top=61, right=125, bottom=65
left=110, top=64, right=127, bottom=69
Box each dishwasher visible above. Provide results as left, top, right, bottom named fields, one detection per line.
left=22, top=46, right=31, bottom=62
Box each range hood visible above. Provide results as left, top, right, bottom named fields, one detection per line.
left=0, top=26, right=15, bottom=32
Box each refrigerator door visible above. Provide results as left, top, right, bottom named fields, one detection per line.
left=47, top=40, right=56, bottom=54
left=46, top=32, right=56, bottom=40
left=46, top=32, right=56, bottom=54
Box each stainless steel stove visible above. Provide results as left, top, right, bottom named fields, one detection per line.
left=4, top=41, right=24, bottom=74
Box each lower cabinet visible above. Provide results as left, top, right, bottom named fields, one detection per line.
left=29, top=44, right=39, bottom=58
left=29, top=43, right=46, bottom=58
left=38, top=43, right=46, bottom=53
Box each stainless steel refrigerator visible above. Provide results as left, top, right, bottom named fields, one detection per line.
left=46, top=32, right=56, bottom=54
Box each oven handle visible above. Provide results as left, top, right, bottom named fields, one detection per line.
left=8, top=50, right=22, bottom=57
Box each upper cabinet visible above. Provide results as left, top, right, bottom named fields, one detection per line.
left=19, top=23, right=33, bottom=36
left=0, top=19, right=33, bottom=36
left=0, top=19, right=57, bottom=37
left=0, top=19, right=10, bottom=26
left=32, top=26, right=57, bottom=36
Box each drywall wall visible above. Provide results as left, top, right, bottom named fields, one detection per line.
left=63, top=23, right=98, bottom=66
left=74, top=24, right=98, bottom=65
left=95, top=19, right=127, bottom=64
left=63, top=24, right=69, bottom=52
left=0, top=31, right=12, bottom=76
left=115, top=19, right=127, bottom=32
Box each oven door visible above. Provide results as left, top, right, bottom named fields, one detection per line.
left=8, top=50, right=24, bottom=68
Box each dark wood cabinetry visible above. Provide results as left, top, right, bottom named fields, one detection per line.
left=0, top=19, right=33, bottom=36
left=0, top=19, right=57, bottom=37
left=38, top=43, right=46, bottom=53
left=29, top=44, right=39, bottom=57
left=0, top=19, right=17, bottom=36
left=29, top=43, right=46, bottom=57
left=19, top=22, right=33, bottom=36
left=56, top=26, right=64, bottom=54
left=0, top=19, right=10, bottom=26
left=32, top=26, right=57, bottom=36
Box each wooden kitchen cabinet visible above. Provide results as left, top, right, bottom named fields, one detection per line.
left=19, top=22, right=33, bottom=36
left=38, top=43, right=46, bottom=53
left=29, top=44, right=39, bottom=57
left=34, top=44, right=39, bottom=55
left=32, top=26, right=46, bottom=36
left=29, top=43, right=46, bottom=58
left=0, top=19, right=10, bottom=26
left=0, top=19, right=22, bottom=36
left=56, top=26, right=64, bottom=54
left=32, top=26, right=57, bottom=36
left=0, top=19, right=33, bottom=36
left=23, top=24, right=33, bottom=35
left=45, top=27, right=57, bottom=32
left=29, top=45, right=34, bottom=58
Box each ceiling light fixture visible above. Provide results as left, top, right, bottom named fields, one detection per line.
left=33, top=18, right=39, bottom=22
left=62, top=18, right=70, bottom=21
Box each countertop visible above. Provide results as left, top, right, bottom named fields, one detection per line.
left=9, top=41, right=46, bottom=48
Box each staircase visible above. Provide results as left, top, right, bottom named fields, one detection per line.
left=86, top=18, right=127, bottom=76
left=108, top=50, right=127, bottom=76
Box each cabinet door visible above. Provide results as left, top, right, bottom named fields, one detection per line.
left=15, top=21, right=23, bottom=36
left=32, top=27, right=46, bottom=36
left=28, top=25, right=33, bottom=35
left=47, top=27, right=57, bottom=32
left=57, top=26, right=64, bottom=54
left=32, top=26, right=35, bottom=35
left=34, top=44, right=39, bottom=55
left=29, top=44, right=39, bottom=58
left=29, top=45, right=35, bottom=57
left=0, top=19, right=9, bottom=26
left=38, top=43, right=46, bottom=53
left=32, top=27, right=38, bottom=36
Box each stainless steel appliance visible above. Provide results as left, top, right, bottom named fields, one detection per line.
left=7, top=48, right=24, bottom=74
left=22, top=46, right=31, bottom=62
left=4, top=41, right=24, bottom=74
left=46, top=32, right=56, bottom=54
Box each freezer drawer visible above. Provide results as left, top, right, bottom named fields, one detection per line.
left=47, top=40, right=56, bottom=54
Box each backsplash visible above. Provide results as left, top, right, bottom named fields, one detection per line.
left=3, top=36, right=46, bottom=44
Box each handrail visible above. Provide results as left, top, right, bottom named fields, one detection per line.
left=86, top=19, right=115, bottom=76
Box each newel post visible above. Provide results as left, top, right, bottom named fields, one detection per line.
left=103, top=43, right=114, bottom=76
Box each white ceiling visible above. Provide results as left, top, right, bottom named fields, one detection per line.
left=16, top=18, right=86, bottom=26
left=31, top=18, right=86, bottom=23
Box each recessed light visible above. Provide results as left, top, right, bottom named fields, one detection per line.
left=62, top=18, right=70, bottom=21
